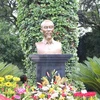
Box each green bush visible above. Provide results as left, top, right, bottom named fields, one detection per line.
left=73, top=56, right=100, bottom=94
left=17, top=0, right=79, bottom=83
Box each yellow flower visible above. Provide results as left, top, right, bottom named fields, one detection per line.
left=5, top=75, right=13, bottom=80
left=8, top=89, right=15, bottom=95
left=49, top=87, right=54, bottom=93
left=39, top=93, right=45, bottom=99
left=4, top=89, right=15, bottom=95
left=0, top=83, right=3, bottom=88
left=13, top=77, right=20, bottom=82
left=89, top=97, right=93, bottom=100
left=0, top=77, right=4, bottom=82
left=5, top=82, right=12, bottom=87
left=67, top=93, right=71, bottom=96
left=42, top=77, right=49, bottom=86
left=31, top=86, right=35, bottom=91
left=59, top=96, right=65, bottom=100
left=12, top=82, right=17, bottom=88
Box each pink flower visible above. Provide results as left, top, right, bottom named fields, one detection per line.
left=46, top=72, right=50, bottom=77
left=13, top=95, right=21, bottom=99
left=16, top=87, right=26, bottom=94
left=0, top=94, right=10, bottom=100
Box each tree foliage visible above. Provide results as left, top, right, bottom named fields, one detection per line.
left=0, top=19, right=24, bottom=68
left=0, top=0, right=17, bottom=26
left=78, top=0, right=100, bottom=61
left=81, top=27, right=100, bottom=58
left=17, top=0, right=79, bottom=80
left=78, top=0, right=100, bottom=28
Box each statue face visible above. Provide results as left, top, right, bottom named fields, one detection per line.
left=41, top=21, right=54, bottom=40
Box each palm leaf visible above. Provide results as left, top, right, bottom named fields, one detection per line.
left=90, top=60, right=100, bottom=75
left=0, top=62, right=23, bottom=77
left=73, top=57, right=100, bottom=94
left=0, top=62, right=7, bottom=71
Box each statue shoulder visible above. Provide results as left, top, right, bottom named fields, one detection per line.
left=54, top=40, right=62, bottom=45
left=35, top=42, right=43, bottom=46
left=35, top=42, right=44, bottom=50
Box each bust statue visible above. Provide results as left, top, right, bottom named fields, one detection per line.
left=35, top=20, right=62, bottom=54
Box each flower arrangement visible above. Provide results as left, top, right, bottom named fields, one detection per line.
left=0, top=72, right=99, bottom=100
left=31, top=72, right=77, bottom=100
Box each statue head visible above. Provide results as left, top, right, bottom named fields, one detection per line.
left=41, top=20, right=54, bottom=40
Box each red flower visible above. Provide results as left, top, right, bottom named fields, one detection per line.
left=38, top=84, right=42, bottom=88
left=74, top=92, right=96, bottom=98
left=0, top=94, right=10, bottom=100
left=84, top=92, right=96, bottom=97
left=61, top=93, right=66, bottom=97
left=11, top=96, right=15, bottom=100
left=74, top=92, right=83, bottom=97
left=54, top=81, right=57, bottom=84
left=48, top=94, right=51, bottom=99
left=32, top=95, right=38, bottom=100
left=37, top=82, right=42, bottom=88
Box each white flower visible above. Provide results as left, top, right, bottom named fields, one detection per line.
left=34, top=91, right=42, bottom=96
left=50, top=92, right=59, bottom=99
left=81, top=90, right=87, bottom=93
left=57, top=87, right=62, bottom=91
left=42, top=86, right=49, bottom=91
left=67, top=96, right=74, bottom=100
left=66, top=86, right=70, bottom=92
left=59, top=84, right=65, bottom=88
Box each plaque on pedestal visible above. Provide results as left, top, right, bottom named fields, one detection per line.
left=29, top=54, right=72, bottom=82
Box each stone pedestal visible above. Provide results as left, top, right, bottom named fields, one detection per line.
left=29, top=54, right=72, bottom=82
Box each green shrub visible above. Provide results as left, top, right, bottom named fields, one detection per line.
left=17, top=0, right=79, bottom=81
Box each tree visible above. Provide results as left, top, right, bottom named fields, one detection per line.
left=0, top=0, right=17, bottom=26
left=17, top=0, right=79, bottom=82
left=78, top=0, right=100, bottom=28
left=0, top=19, right=24, bottom=68
left=77, top=0, right=100, bottom=62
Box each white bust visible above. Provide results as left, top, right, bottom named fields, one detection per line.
left=35, top=20, right=62, bottom=54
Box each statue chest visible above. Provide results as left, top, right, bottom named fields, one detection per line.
left=37, top=43, right=60, bottom=54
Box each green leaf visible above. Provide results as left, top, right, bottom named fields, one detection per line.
left=0, top=62, right=23, bottom=77
left=90, top=60, right=100, bottom=75
left=0, top=62, right=7, bottom=71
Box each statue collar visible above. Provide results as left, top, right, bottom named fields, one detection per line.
left=42, top=38, right=55, bottom=44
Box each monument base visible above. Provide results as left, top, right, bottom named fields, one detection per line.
left=29, top=54, right=72, bottom=82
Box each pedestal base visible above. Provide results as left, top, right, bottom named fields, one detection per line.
left=29, top=54, right=72, bottom=82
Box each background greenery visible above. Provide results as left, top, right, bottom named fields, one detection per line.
left=77, top=0, right=100, bottom=62
left=0, top=19, right=24, bottom=68
left=17, top=0, right=79, bottom=82
left=0, top=0, right=100, bottom=92
left=0, top=0, right=100, bottom=65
